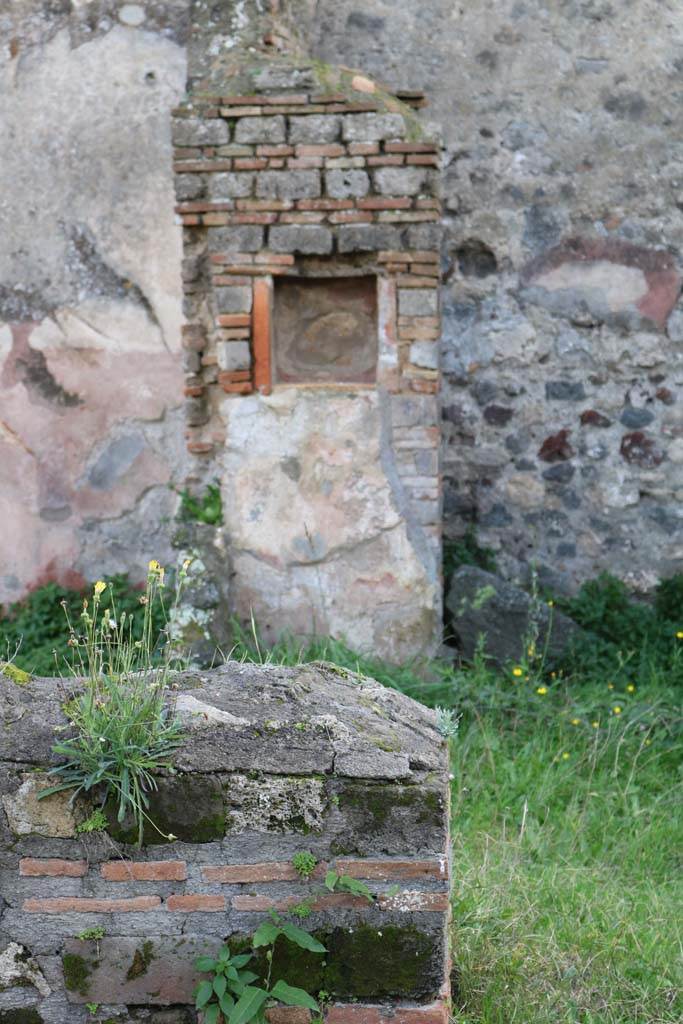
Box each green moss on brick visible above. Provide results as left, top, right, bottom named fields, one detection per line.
left=62, top=953, right=94, bottom=996
left=323, top=924, right=436, bottom=998
left=106, top=774, right=225, bottom=845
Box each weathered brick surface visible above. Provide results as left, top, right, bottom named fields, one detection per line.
left=24, top=896, right=162, bottom=913
left=20, top=858, right=87, bottom=877
left=101, top=860, right=188, bottom=881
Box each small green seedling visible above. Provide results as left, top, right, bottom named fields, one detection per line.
left=324, top=869, right=374, bottom=903
left=291, top=850, right=317, bottom=879
left=76, top=809, right=108, bottom=835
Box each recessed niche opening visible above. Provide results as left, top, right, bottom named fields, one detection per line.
left=272, top=275, right=378, bottom=385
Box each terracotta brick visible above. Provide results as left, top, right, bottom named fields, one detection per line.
left=407, top=155, right=440, bottom=167
left=328, top=211, right=373, bottom=224
left=335, top=858, right=448, bottom=880
left=385, top=263, right=409, bottom=273
left=219, top=94, right=265, bottom=106
left=411, top=264, right=440, bottom=277
left=220, top=380, right=254, bottom=394
left=399, top=326, right=441, bottom=341
left=261, top=94, right=309, bottom=106
left=267, top=104, right=326, bottom=115
left=23, top=896, right=161, bottom=913
left=268, top=159, right=286, bottom=169
left=326, top=102, right=379, bottom=114
left=217, top=328, right=251, bottom=339
left=184, top=385, right=205, bottom=397
left=378, top=250, right=439, bottom=263
left=287, top=157, right=323, bottom=169
left=236, top=199, right=294, bottom=211
left=254, top=253, right=295, bottom=264
left=409, top=378, right=438, bottom=394
left=101, top=860, right=187, bottom=882
left=218, top=370, right=251, bottom=383
left=175, top=202, right=233, bottom=213
left=166, top=894, right=225, bottom=912
left=203, top=861, right=326, bottom=883
left=295, top=144, right=345, bottom=157
left=175, top=160, right=232, bottom=173
left=216, top=314, right=252, bottom=327
left=348, top=143, right=380, bottom=156
left=357, top=197, right=412, bottom=210
left=20, top=858, right=87, bottom=878
left=217, top=265, right=290, bottom=276
left=234, top=158, right=268, bottom=170
left=252, top=276, right=272, bottom=395
left=385, top=142, right=439, bottom=154
left=180, top=215, right=201, bottom=226
left=256, top=145, right=295, bottom=157
left=231, top=212, right=278, bottom=224
left=297, top=198, right=354, bottom=210
left=416, top=198, right=441, bottom=209
left=173, top=147, right=201, bottom=159
left=367, top=155, right=405, bottom=166
left=391, top=1006, right=448, bottom=1024
left=187, top=441, right=214, bottom=454
left=325, top=1008, right=382, bottom=1024
left=201, top=213, right=230, bottom=226
left=310, top=92, right=348, bottom=104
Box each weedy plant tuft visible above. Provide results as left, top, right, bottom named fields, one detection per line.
left=291, top=850, right=317, bottom=879
left=194, top=911, right=325, bottom=1024
left=38, top=560, right=190, bottom=845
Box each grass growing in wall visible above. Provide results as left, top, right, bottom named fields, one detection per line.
left=230, top=612, right=682, bottom=1024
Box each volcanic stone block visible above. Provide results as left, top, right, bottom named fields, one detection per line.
left=256, top=170, right=321, bottom=200
left=289, top=114, right=341, bottom=143
left=325, top=169, right=370, bottom=198
left=208, top=172, right=254, bottom=199
left=234, top=115, right=286, bottom=144
left=342, top=113, right=406, bottom=142
left=268, top=225, right=332, bottom=254
left=172, top=118, right=229, bottom=146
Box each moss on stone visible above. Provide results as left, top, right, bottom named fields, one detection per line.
left=62, top=953, right=94, bottom=996
left=106, top=773, right=225, bottom=845
left=0, top=1010, right=44, bottom=1024
left=125, top=940, right=155, bottom=981
left=0, top=662, right=31, bottom=685
left=322, top=924, right=436, bottom=998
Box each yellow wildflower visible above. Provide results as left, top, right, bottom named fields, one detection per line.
left=561, top=752, right=570, bottom=760
left=512, top=666, right=523, bottom=677
left=94, top=580, right=106, bottom=596
left=612, top=705, right=622, bottom=715
left=527, top=643, right=536, bottom=658
left=677, top=631, right=683, bottom=639
left=547, top=600, right=554, bottom=608
left=626, top=684, right=636, bottom=693
left=645, top=739, right=652, bottom=746
left=591, top=721, right=599, bottom=729
left=607, top=682, right=614, bottom=690
left=536, top=686, right=547, bottom=695
left=148, top=559, right=161, bottom=573
left=182, top=558, right=192, bottom=571
left=570, top=718, right=580, bottom=726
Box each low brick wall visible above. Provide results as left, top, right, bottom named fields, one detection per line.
left=0, top=663, right=451, bottom=1023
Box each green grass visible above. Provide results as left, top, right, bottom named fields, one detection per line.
left=230, top=624, right=683, bottom=1024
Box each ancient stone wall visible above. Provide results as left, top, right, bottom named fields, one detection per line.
left=173, top=57, right=442, bottom=659
left=2, top=0, right=683, bottom=607
left=0, top=664, right=451, bottom=1023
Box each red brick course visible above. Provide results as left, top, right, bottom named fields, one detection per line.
left=24, top=896, right=161, bottom=913
left=335, top=858, right=448, bottom=880
left=100, top=860, right=187, bottom=882
left=19, top=858, right=87, bottom=878
left=166, top=894, right=225, bottom=912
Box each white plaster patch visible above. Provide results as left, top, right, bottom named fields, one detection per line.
left=119, top=4, right=146, bottom=26
left=175, top=694, right=250, bottom=728
left=0, top=324, right=12, bottom=368
left=534, top=260, right=649, bottom=312
left=0, top=942, right=51, bottom=997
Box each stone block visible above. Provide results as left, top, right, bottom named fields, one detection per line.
left=256, top=170, right=321, bottom=200
left=325, top=169, right=370, bottom=199
left=337, top=224, right=401, bottom=253
left=446, top=565, right=582, bottom=665
left=374, top=166, right=431, bottom=196
left=2, top=774, right=80, bottom=838
left=215, top=286, right=253, bottom=314
left=545, top=380, right=586, bottom=401
left=289, top=114, right=341, bottom=143
left=174, top=174, right=204, bottom=201
left=234, top=115, right=286, bottom=144
left=342, top=113, right=406, bottom=142
left=399, top=289, right=438, bottom=317
left=207, top=225, right=264, bottom=252
left=217, top=340, right=251, bottom=371
left=409, top=341, right=439, bottom=369
left=269, top=225, right=332, bottom=254
left=172, top=118, right=229, bottom=146
left=407, top=223, right=441, bottom=249
left=208, top=172, right=254, bottom=199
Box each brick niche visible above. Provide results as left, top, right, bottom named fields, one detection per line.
left=173, top=58, right=443, bottom=661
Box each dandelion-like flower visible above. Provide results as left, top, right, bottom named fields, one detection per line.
left=536, top=686, right=547, bottom=695
left=512, top=666, right=523, bottom=677
left=612, top=705, right=622, bottom=715
left=607, top=682, right=614, bottom=690
left=570, top=717, right=580, bottom=726
left=677, top=631, right=683, bottom=639
left=591, top=721, right=599, bottom=728
left=94, top=580, right=107, bottom=596
left=626, top=684, right=636, bottom=693
left=561, top=752, right=570, bottom=760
